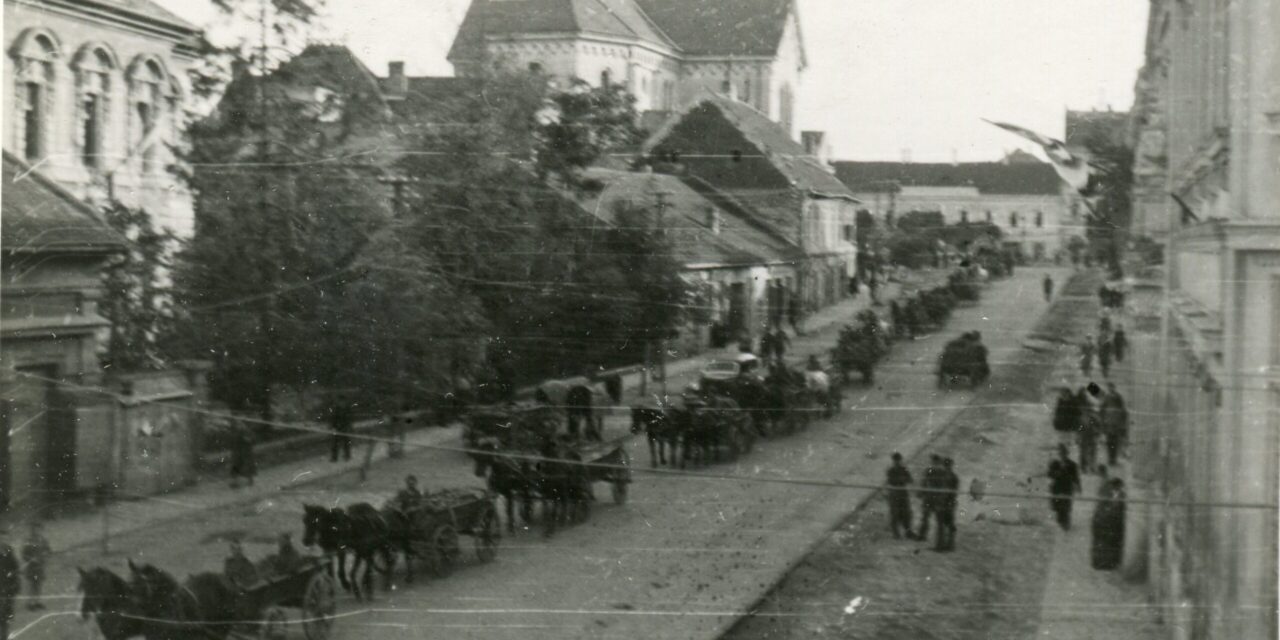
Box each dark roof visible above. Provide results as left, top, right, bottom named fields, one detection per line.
left=574, top=168, right=801, bottom=268
left=2, top=152, right=125, bottom=253
left=833, top=161, right=1064, bottom=196
left=1064, top=110, right=1129, bottom=149
left=449, top=0, right=794, bottom=60
left=634, top=0, right=793, bottom=57
left=86, top=0, right=199, bottom=32
left=647, top=95, right=854, bottom=198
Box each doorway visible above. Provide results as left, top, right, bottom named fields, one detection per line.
left=3, top=366, right=74, bottom=509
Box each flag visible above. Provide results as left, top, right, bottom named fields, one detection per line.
left=983, top=119, right=1091, bottom=192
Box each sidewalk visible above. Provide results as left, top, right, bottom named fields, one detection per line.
left=25, top=269, right=950, bottom=558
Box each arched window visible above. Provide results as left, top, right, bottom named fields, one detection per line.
left=13, top=31, right=59, bottom=161
left=128, top=58, right=167, bottom=174
left=74, top=46, right=116, bottom=170
left=600, top=69, right=611, bottom=87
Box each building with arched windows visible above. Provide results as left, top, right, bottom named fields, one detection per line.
left=446, top=0, right=806, bottom=140
left=3, top=0, right=201, bottom=236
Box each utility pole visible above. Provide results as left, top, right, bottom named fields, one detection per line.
left=655, top=190, right=670, bottom=400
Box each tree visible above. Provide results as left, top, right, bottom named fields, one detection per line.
left=99, top=202, right=178, bottom=371
left=1081, top=137, right=1134, bottom=276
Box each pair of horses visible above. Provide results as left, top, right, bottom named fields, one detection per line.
left=300, top=501, right=423, bottom=600
left=472, top=439, right=591, bottom=537
left=77, top=560, right=239, bottom=640
left=630, top=394, right=752, bottom=468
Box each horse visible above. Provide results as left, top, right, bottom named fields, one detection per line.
left=473, top=440, right=536, bottom=533
left=536, top=440, right=591, bottom=537
left=681, top=395, right=745, bottom=466
left=302, top=503, right=393, bottom=600
left=630, top=403, right=684, bottom=467
left=77, top=566, right=146, bottom=640
left=126, top=559, right=238, bottom=640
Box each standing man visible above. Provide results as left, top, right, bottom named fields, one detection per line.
left=787, top=293, right=804, bottom=336
left=330, top=398, right=354, bottom=463
left=1053, top=387, right=1081, bottom=448
left=936, top=458, right=960, bottom=551
left=1079, top=336, right=1096, bottom=377
left=1101, top=383, right=1130, bottom=465
left=1078, top=399, right=1101, bottom=474
left=229, top=420, right=256, bottom=488
left=19, top=522, right=49, bottom=611
left=1097, top=333, right=1113, bottom=378
left=913, top=455, right=944, bottom=541
left=1048, top=444, right=1083, bottom=531
left=0, top=537, right=17, bottom=640
left=772, top=326, right=791, bottom=367
left=1111, top=325, right=1128, bottom=363
left=1043, top=274, right=1054, bottom=302
left=759, top=329, right=777, bottom=364
left=884, top=452, right=914, bottom=539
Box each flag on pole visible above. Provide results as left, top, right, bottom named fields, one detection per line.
left=982, top=119, right=1091, bottom=192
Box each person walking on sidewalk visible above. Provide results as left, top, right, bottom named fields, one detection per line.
left=330, top=400, right=354, bottom=462
left=1048, top=445, right=1083, bottom=531
left=1091, top=477, right=1127, bottom=570
left=1101, top=383, right=1130, bottom=465
left=19, top=522, right=48, bottom=611
left=1111, top=325, right=1128, bottom=363
left=1097, top=333, right=1113, bottom=378
left=0, top=539, right=17, bottom=640
left=1078, top=402, right=1101, bottom=474
left=787, top=294, right=804, bottom=336
left=912, top=455, right=944, bottom=541
left=884, top=452, right=914, bottom=539
left=229, top=420, right=256, bottom=488
left=1043, top=274, right=1054, bottom=302
left=1079, top=337, right=1096, bottom=377
left=936, top=458, right=960, bottom=551
left=772, top=327, right=791, bottom=367
left=1052, top=388, right=1081, bottom=448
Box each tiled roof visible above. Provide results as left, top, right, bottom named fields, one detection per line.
left=833, top=161, right=1064, bottom=196
left=89, top=0, right=199, bottom=32
left=646, top=95, right=854, bottom=199
left=2, top=152, right=125, bottom=253
left=574, top=168, right=802, bottom=268
left=634, top=0, right=792, bottom=57
left=449, top=0, right=792, bottom=60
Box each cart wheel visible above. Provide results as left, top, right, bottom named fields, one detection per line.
left=259, top=606, right=288, bottom=640
left=426, top=524, right=461, bottom=578
left=475, top=509, right=499, bottom=563
left=302, top=571, right=338, bottom=640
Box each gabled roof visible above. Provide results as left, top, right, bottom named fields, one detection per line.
left=645, top=94, right=855, bottom=199
left=573, top=168, right=802, bottom=268
left=2, top=152, right=125, bottom=253
left=83, top=0, right=199, bottom=33
left=833, top=161, right=1064, bottom=196
left=448, top=0, right=795, bottom=61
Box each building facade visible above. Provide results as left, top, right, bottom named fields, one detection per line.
left=1126, top=0, right=1280, bottom=638
left=3, top=0, right=201, bottom=236
left=834, top=161, right=1077, bottom=262
left=447, top=0, right=806, bottom=138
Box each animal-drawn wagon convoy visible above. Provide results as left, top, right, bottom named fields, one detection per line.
left=75, top=269, right=991, bottom=639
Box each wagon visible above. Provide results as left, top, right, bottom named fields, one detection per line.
left=236, top=556, right=338, bottom=640
left=570, top=435, right=634, bottom=505
left=464, top=402, right=562, bottom=451
left=401, top=488, right=500, bottom=577
left=937, top=332, right=990, bottom=388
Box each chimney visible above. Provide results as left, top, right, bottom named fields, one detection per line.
left=388, top=61, right=407, bottom=94
left=705, top=206, right=721, bottom=234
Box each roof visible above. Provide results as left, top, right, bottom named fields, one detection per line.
left=833, top=161, right=1064, bottom=196
left=84, top=0, right=199, bottom=32
left=2, top=152, right=125, bottom=253
left=646, top=94, right=855, bottom=199
left=449, top=0, right=794, bottom=60
left=573, top=168, right=802, bottom=268
left=1064, top=109, right=1129, bottom=149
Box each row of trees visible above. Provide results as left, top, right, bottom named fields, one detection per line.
left=98, top=0, right=693, bottom=422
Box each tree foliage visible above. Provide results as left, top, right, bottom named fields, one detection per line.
left=1081, top=136, right=1134, bottom=275
left=99, top=202, right=178, bottom=371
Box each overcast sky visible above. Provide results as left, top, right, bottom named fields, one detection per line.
left=159, top=0, right=1148, bottom=162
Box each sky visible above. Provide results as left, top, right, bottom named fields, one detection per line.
left=159, top=0, right=1149, bottom=162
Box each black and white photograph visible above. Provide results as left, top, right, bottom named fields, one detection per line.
left=1, top=0, right=1278, bottom=638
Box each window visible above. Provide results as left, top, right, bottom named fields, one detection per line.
left=842, top=224, right=853, bottom=242
left=600, top=69, right=611, bottom=87
left=75, top=46, right=116, bottom=169
left=742, top=77, right=752, bottom=104
left=129, top=59, right=166, bottom=174
left=1009, top=211, right=1019, bottom=227
left=960, top=210, right=969, bottom=224
left=1035, top=211, right=1044, bottom=228
left=14, top=32, right=58, bottom=162
left=528, top=62, right=543, bottom=74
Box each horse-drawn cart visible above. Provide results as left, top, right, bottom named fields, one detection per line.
left=234, top=556, right=338, bottom=640
left=401, top=488, right=500, bottom=577
left=464, top=402, right=561, bottom=451
left=571, top=436, right=634, bottom=504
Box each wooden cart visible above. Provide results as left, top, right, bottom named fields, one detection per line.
left=235, top=557, right=338, bottom=640
left=403, top=488, right=500, bottom=578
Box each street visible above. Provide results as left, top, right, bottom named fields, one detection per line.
left=22, top=268, right=1065, bottom=640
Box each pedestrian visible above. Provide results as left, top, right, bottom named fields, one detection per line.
left=1079, top=336, right=1096, bottom=376
left=1043, top=274, right=1054, bottom=302
left=787, top=294, right=804, bottom=336
left=884, top=452, right=914, bottom=539
left=912, top=454, right=943, bottom=541
left=1097, top=333, right=1113, bottom=378
left=1112, top=325, right=1128, bottom=363
left=889, top=300, right=904, bottom=338
left=393, top=474, right=424, bottom=511
left=1078, top=401, right=1100, bottom=474
left=1101, top=383, right=1130, bottom=465
left=1091, top=477, right=1127, bottom=570
left=229, top=420, right=256, bottom=488
left=19, top=522, right=48, bottom=611
left=269, top=533, right=302, bottom=576
left=0, top=538, right=16, bottom=640
left=330, top=399, right=354, bottom=462
left=223, top=540, right=258, bottom=591
left=1098, top=312, right=1112, bottom=337
left=937, top=457, right=960, bottom=551
left=1052, top=387, right=1081, bottom=448
left=773, top=326, right=791, bottom=366
left=1047, top=444, right=1082, bottom=531
left=849, top=275, right=860, bottom=298
left=868, top=276, right=881, bottom=306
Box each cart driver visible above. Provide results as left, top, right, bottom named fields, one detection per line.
left=224, top=540, right=259, bottom=590
left=394, top=475, right=423, bottom=511
left=270, top=533, right=302, bottom=576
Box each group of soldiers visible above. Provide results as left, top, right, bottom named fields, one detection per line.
left=884, top=453, right=961, bottom=551
left=1053, top=381, right=1130, bottom=473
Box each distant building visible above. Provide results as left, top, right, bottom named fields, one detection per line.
left=447, top=0, right=807, bottom=139
left=834, top=160, right=1076, bottom=262
left=2, top=0, right=202, bottom=236
left=1125, top=1, right=1280, bottom=638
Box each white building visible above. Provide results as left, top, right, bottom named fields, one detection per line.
left=834, top=161, right=1077, bottom=261
left=447, top=0, right=806, bottom=139
left=3, top=0, right=201, bottom=236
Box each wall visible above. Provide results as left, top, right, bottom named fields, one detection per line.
left=112, top=368, right=206, bottom=498
left=3, top=1, right=197, bottom=236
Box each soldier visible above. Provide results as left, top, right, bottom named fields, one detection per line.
left=1097, top=333, right=1113, bottom=378
left=884, top=452, right=914, bottom=539
left=224, top=540, right=259, bottom=590
left=1078, top=397, right=1101, bottom=474
left=912, top=455, right=944, bottom=541
left=772, top=327, right=791, bottom=366
left=330, top=399, right=354, bottom=462
left=19, top=522, right=49, bottom=610
left=394, top=475, right=423, bottom=511
left=1111, top=325, right=1128, bottom=363
left=936, top=458, right=960, bottom=551
left=1048, top=445, right=1083, bottom=531
left=1101, top=383, right=1130, bottom=465
left=0, top=538, right=17, bottom=640
left=270, top=533, right=302, bottom=576
left=1043, top=274, right=1054, bottom=302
